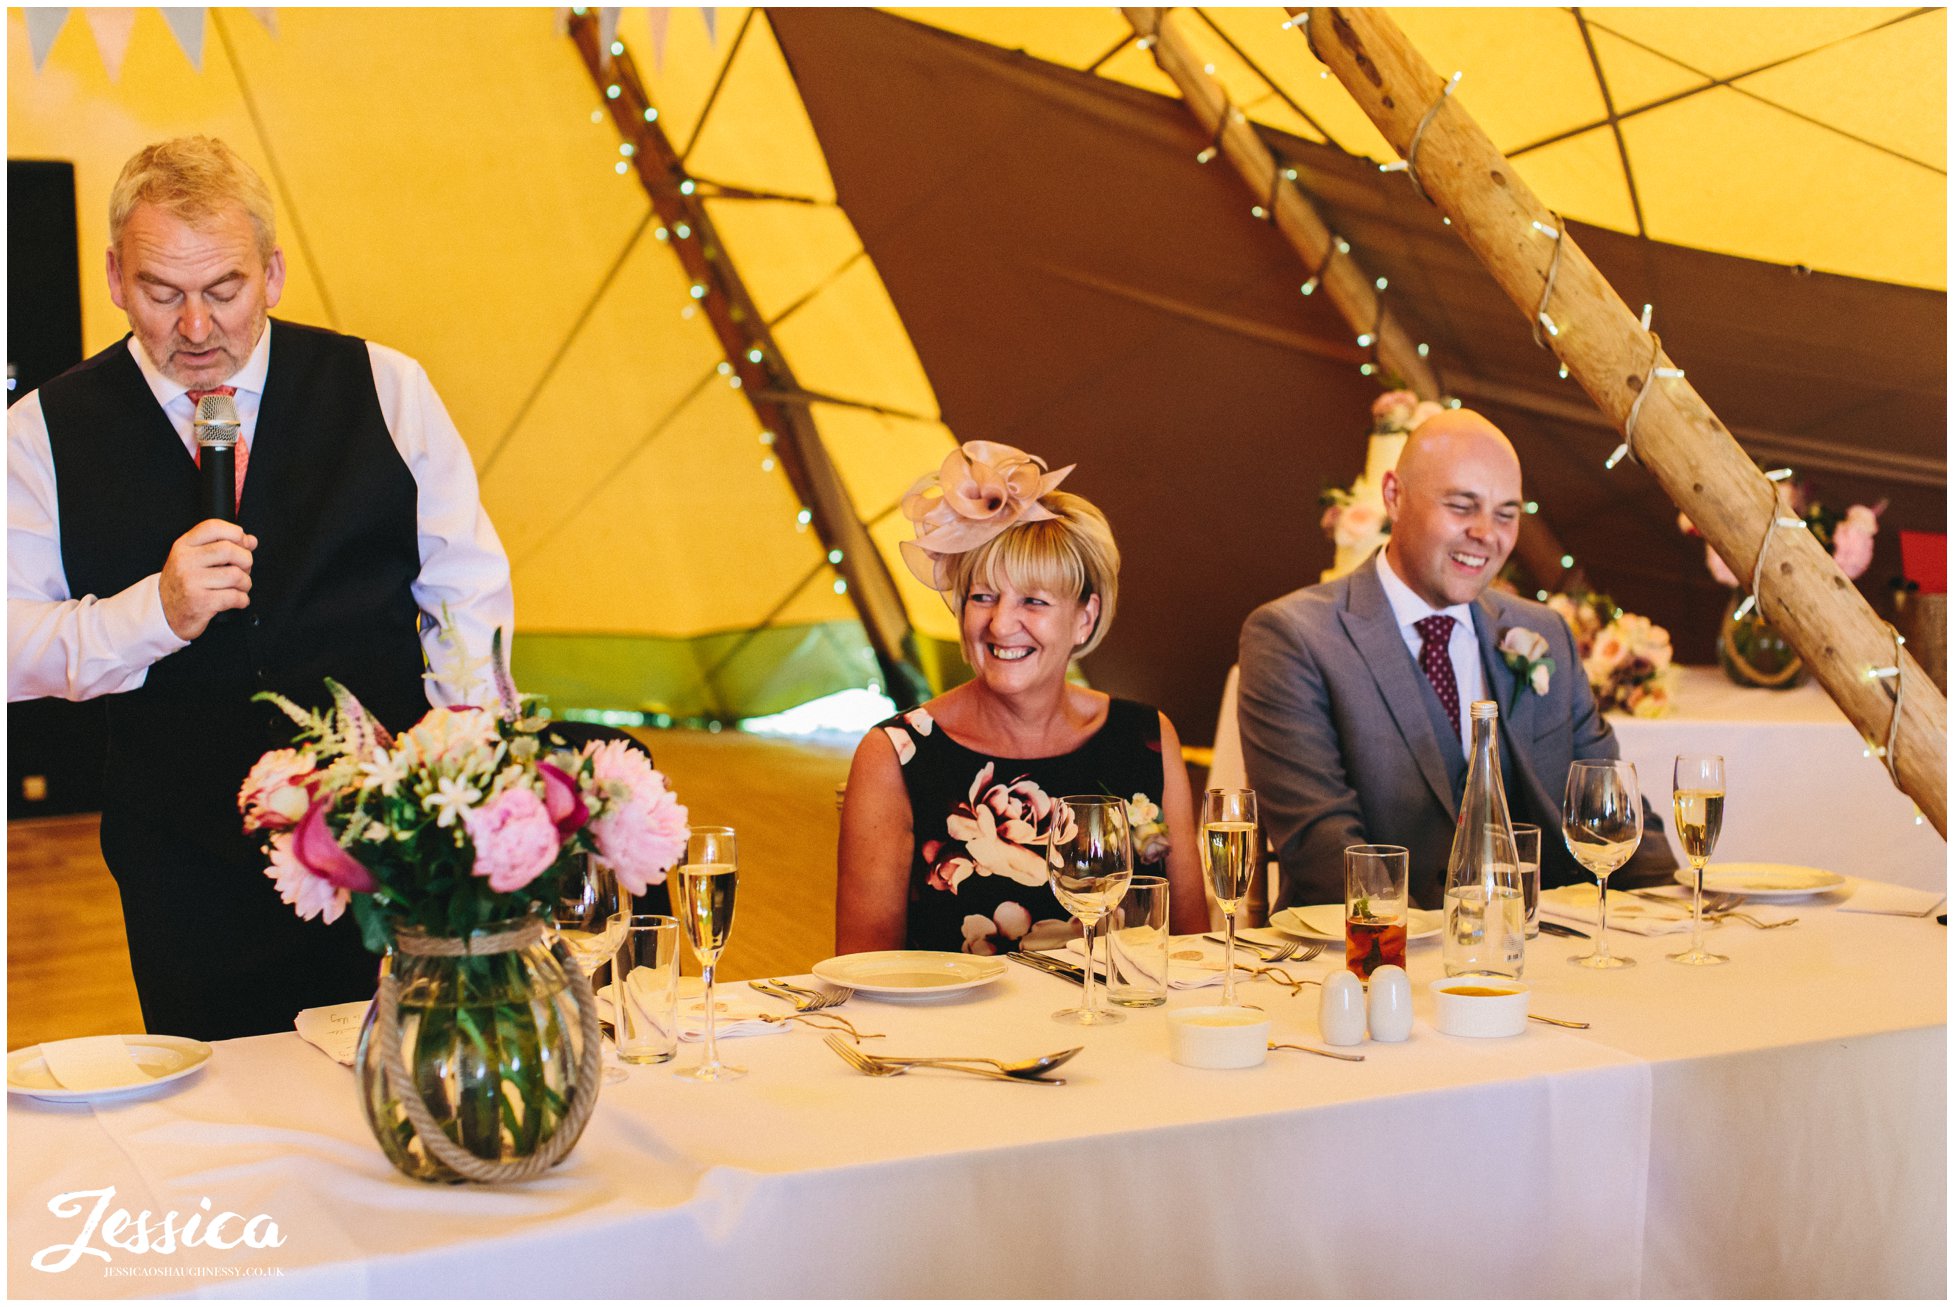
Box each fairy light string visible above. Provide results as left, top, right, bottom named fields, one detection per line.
left=1606, top=311, right=1685, bottom=471
left=1530, top=216, right=1566, bottom=347
left=1381, top=69, right=1462, bottom=200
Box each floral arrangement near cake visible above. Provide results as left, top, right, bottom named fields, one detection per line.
left=1546, top=591, right=1677, bottom=718
left=1678, top=473, right=1884, bottom=689
left=1319, top=390, right=1447, bottom=581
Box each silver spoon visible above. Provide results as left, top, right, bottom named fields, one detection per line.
left=864, top=1047, right=1084, bottom=1078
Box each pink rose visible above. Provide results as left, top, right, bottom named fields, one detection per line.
left=239, top=748, right=316, bottom=832
left=928, top=855, right=976, bottom=893
left=584, top=740, right=688, bottom=895
left=1584, top=629, right=1628, bottom=681
left=264, top=830, right=349, bottom=924
left=1334, top=500, right=1386, bottom=550
left=464, top=787, right=562, bottom=893
left=292, top=798, right=378, bottom=894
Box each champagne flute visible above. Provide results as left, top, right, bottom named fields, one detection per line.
left=672, top=826, right=743, bottom=1081
left=554, top=853, right=628, bottom=1083
left=1201, top=788, right=1259, bottom=1007
left=1561, top=760, right=1642, bottom=970
left=1046, top=797, right=1133, bottom=1026
left=1670, top=754, right=1729, bottom=966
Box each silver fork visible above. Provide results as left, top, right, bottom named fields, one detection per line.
left=823, top=1034, right=1064, bottom=1085
left=749, top=979, right=853, bottom=1011
left=1206, top=934, right=1312, bottom=963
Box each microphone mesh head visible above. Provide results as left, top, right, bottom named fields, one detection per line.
left=194, top=392, right=240, bottom=446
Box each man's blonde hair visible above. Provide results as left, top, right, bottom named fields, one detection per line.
left=946, top=492, right=1121, bottom=659
left=109, top=136, right=276, bottom=261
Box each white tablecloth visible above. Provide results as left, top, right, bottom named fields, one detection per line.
left=10, top=893, right=1944, bottom=1298
left=1611, top=666, right=1947, bottom=893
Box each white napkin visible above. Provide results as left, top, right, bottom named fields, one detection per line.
left=599, top=979, right=789, bottom=1041
left=39, top=1035, right=150, bottom=1089
left=1837, top=882, right=1946, bottom=917
left=296, top=1001, right=372, bottom=1067
left=1540, top=884, right=1693, bottom=936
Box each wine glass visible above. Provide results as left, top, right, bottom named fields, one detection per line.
left=1670, top=754, right=1729, bottom=966
left=1201, top=788, right=1259, bottom=1007
left=1561, top=760, right=1642, bottom=970
left=1046, top=797, right=1133, bottom=1026
left=554, top=854, right=628, bottom=1083
left=672, top=825, right=743, bottom=1081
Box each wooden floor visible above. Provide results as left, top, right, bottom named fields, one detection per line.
left=6, top=728, right=854, bottom=1051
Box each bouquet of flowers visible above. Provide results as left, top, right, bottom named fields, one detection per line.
left=1546, top=591, right=1678, bottom=718
left=1319, top=391, right=1449, bottom=563
left=1678, top=477, right=1884, bottom=590
left=239, top=634, right=687, bottom=952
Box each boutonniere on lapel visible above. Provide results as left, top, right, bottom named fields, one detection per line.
left=1498, top=627, right=1555, bottom=697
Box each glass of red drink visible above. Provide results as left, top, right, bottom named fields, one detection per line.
left=1345, top=844, right=1409, bottom=981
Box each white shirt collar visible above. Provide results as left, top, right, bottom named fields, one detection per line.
left=1376, top=547, right=1475, bottom=639
left=127, top=320, right=273, bottom=410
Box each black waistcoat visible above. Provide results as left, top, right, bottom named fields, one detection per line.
left=39, top=322, right=429, bottom=862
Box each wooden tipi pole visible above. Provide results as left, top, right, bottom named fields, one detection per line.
left=1120, top=7, right=1581, bottom=594
left=569, top=13, right=928, bottom=709
left=1296, top=6, right=1946, bottom=834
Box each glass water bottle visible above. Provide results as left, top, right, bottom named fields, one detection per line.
left=1441, top=701, right=1526, bottom=979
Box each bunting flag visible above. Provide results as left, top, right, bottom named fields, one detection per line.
left=161, top=6, right=205, bottom=70
left=647, top=8, right=669, bottom=70
left=84, top=9, right=138, bottom=82
left=25, top=8, right=70, bottom=72
left=246, top=8, right=277, bottom=37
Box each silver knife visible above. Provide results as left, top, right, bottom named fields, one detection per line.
left=1008, top=951, right=1085, bottom=986
left=1537, top=920, right=1590, bottom=939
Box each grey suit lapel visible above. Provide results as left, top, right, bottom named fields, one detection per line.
left=1473, top=597, right=1522, bottom=724
left=1340, top=560, right=1459, bottom=822
left=1474, top=594, right=1553, bottom=821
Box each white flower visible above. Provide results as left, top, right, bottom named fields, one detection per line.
left=424, top=776, right=483, bottom=828
left=903, top=708, right=935, bottom=736
left=357, top=749, right=407, bottom=797
left=1126, top=793, right=1161, bottom=827
left=1529, top=664, right=1552, bottom=696
left=1499, top=627, right=1550, bottom=662
left=882, top=725, right=916, bottom=766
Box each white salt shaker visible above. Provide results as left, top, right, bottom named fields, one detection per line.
left=1318, top=971, right=1367, bottom=1046
left=1366, top=965, right=1413, bottom=1042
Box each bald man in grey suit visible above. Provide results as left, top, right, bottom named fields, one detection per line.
left=1238, top=410, right=1674, bottom=910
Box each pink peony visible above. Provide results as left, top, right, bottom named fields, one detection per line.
left=394, top=706, right=497, bottom=772
left=239, top=748, right=316, bottom=833
left=584, top=740, right=688, bottom=895
left=537, top=760, right=589, bottom=837
left=264, top=830, right=349, bottom=924
left=293, top=799, right=379, bottom=894
left=464, top=787, right=563, bottom=893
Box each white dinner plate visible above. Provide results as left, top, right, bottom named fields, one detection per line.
left=1269, top=905, right=1445, bottom=943
left=8, top=1035, right=212, bottom=1104
left=810, top=951, right=1007, bottom=997
left=1671, top=862, right=1849, bottom=901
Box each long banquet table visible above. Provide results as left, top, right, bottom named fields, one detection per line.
left=9, top=889, right=1944, bottom=1299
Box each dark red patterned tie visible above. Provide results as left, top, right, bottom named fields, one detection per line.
left=1414, top=614, right=1460, bottom=741
left=188, top=385, right=247, bottom=512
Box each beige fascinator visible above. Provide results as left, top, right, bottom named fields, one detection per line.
left=899, top=441, right=1075, bottom=591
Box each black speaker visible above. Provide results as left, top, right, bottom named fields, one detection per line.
left=8, top=157, right=107, bottom=819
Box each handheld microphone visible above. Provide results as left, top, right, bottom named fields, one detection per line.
left=193, top=391, right=241, bottom=524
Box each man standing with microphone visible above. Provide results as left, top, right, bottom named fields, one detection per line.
left=8, top=137, right=514, bottom=1040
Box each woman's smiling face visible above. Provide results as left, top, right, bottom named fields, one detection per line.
left=960, top=579, right=1098, bottom=696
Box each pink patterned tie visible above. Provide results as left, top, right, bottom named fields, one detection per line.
left=1414, top=614, right=1461, bottom=742
left=188, top=385, right=247, bottom=512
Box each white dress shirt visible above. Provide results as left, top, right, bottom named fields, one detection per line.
left=8, top=322, right=514, bottom=707
left=1375, top=547, right=1485, bottom=756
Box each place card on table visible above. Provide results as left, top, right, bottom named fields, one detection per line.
left=296, top=1001, right=373, bottom=1066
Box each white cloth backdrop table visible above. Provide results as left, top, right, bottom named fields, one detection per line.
left=9, top=895, right=1943, bottom=1299
left=1611, top=665, right=1947, bottom=893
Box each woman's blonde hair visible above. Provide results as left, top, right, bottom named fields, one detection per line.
left=946, top=492, right=1120, bottom=659
left=109, top=136, right=276, bottom=262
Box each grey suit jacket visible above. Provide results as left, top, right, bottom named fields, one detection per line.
left=1237, top=556, right=1675, bottom=909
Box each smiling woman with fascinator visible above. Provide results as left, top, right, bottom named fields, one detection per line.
left=835, top=442, right=1206, bottom=955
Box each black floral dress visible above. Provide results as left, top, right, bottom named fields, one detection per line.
left=879, top=698, right=1172, bottom=954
